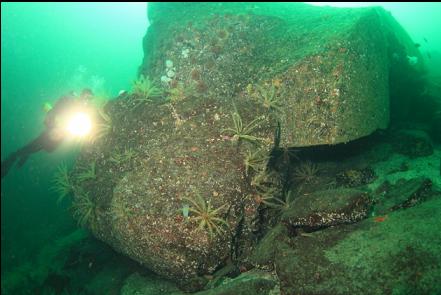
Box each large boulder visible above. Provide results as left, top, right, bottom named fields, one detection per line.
left=142, top=2, right=421, bottom=147
left=71, top=98, right=270, bottom=291
left=69, top=2, right=425, bottom=291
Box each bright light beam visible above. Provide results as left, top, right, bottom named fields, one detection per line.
left=66, top=112, right=92, bottom=137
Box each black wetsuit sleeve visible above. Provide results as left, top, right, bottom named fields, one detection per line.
left=1, top=131, right=49, bottom=179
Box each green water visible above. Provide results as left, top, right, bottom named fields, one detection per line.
left=1, top=2, right=440, bottom=294
left=1, top=2, right=148, bottom=293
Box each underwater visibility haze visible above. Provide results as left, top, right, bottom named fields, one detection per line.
left=1, top=2, right=441, bottom=294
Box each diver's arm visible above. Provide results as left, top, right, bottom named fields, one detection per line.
left=1, top=151, right=19, bottom=179
left=1, top=131, right=49, bottom=179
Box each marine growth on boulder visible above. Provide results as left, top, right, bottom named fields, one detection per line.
left=62, top=3, right=440, bottom=294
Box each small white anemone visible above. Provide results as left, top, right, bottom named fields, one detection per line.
left=161, top=75, right=172, bottom=84
left=181, top=48, right=190, bottom=58
left=166, top=60, right=173, bottom=68
left=166, top=69, right=176, bottom=78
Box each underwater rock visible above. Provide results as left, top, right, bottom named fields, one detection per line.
left=121, top=262, right=278, bottom=295
left=373, top=177, right=433, bottom=215
left=391, top=129, right=434, bottom=158
left=72, top=96, right=269, bottom=291
left=336, top=167, right=377, bottom=188
left=249, top=224, right=287, bottom=269
left=113, top=115, right=251, bottom=289
left=121, top=269, right=278, bottom=295
left=120, top=272, right=183, bottom=295
left=72, top=2, right=427, bottom=292
left=195, top=270, right=279, bottom=295
left=142, top=2, right=422, bottom=147
left=274, top=196, right=441, bottom=295
left=0, top=230, right=89, bottom=294
left=281, top=188, right=372, bottom=234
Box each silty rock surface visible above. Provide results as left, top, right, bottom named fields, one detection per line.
left=72, top=2, right=424, bottom=291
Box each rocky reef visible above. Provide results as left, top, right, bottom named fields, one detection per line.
left=49, top=2, right=440, bottom=294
